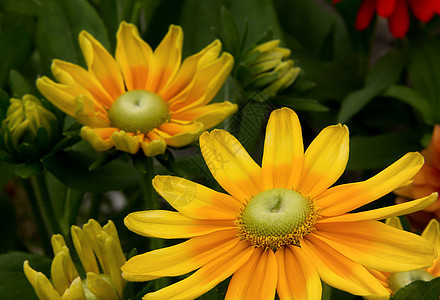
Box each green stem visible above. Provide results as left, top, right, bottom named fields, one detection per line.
left=30, top=172, right=63, bottom=236
left=22, top=178, right=52, bottom=255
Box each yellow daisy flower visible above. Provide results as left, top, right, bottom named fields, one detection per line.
left=122, top=107, right=437, bottom=299
left=37, top=22, right=237, bottom=157
left=365, top=217, right=440, bottom=299
left=24, top=219, right=126, bottom=300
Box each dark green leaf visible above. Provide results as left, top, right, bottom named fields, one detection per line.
left=347, top=131, right=421, bottom=171
left=338, top=50, right=407, bottom=123
left=273, top=97, right=329, bottom=112
left=218, top=7, right=241, bottom=56
left=0, top=0, right=41, bottom=15
left=0, top=252, right=52, bottom=300
left=9, top=70, right=32, bottom=98
left=43, top=150, right=141, bottom=192
left=407, top=35, right=440, bottom=122
left=391, top=277, right=440, bottom=300
left=0, top=26, right=32, bottom=88
left=381, top=85, right=433, bottom=125
left=36, top=0, right=110, bottom=71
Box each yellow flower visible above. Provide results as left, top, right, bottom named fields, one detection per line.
left=365, top=217, right=440, bottom=299
left=122, top=107, right=437, bottom=300
left=37, top=22, right=237, bottom=157
left=24, top=219, right=126, bottom=300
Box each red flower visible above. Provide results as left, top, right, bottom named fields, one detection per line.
left=333, top=0, right=440, bottom=38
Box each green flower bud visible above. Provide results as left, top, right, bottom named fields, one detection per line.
left=0, top=94, right=58, bottom=162
left=239, top=40, right=301, bottom=97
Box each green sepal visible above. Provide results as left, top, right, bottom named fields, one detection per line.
left=15, top=162, right=42, bottom=178
left=88, top=149, right=123, bottom=171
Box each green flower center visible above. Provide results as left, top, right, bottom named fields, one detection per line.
left=108, top=90, right=170, bottom=133
left=237, top=188, right=318, bottom=250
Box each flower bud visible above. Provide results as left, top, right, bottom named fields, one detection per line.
left=239, top=40, right=301, bottom=97
left=0, top=94, right=58, bottom=162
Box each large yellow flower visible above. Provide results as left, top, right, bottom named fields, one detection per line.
left=37, top=22, right=236, bottom=156
left=122, top=107, right=437, bottom=299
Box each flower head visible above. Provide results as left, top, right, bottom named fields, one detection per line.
left=0, top=94, right=58, bottom=162
left=239, top=40, right=301, bottom=97
left=395, top=124, right=440, bottom=229
left=37, top=22, right=237, bottom=157
left=333, top=0, right=440, bottom=38
left=122, top=107, right=437, bottom=299
left=24, top=219, right=126, bottom=300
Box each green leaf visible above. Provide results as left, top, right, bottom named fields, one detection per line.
left=0, top=26, right=32, bottom=88
left=407, top=35, right=440, bottom=122
left=338, top=50, right=407, bottom=123
left=391, top=277, right=440, bottom=300
left=0, top=251, right=52, bottom=300
left=0, top=0, right=41, bottom=15
left=218, top=7, right=241, bottom=56
left=9, top=70, right=32, bottom=98
left=381, top=85, right=433, bottom=125
left=36, top=0, right=110, bottom=72
left=347, top=131, right=422, bottom=171
left=273, top=97, right=329, bottom=112
left=43, top=150, right=141, bottom=192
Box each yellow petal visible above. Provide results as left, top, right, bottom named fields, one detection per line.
left=422, top=219, right=440, bottom=276
left=171, top=101, right=237, bottom=130
left=110, top=130, right=141, bottom=154
left=275, top=246, right=321, bottom=300
left=51, top=59, right=113, bottom=108
left=146, top=25, right=183, bottom=93
left=116, top=22, right=153, bottom=91
left=74, top=95, right=110, bottom=128
left=23, top=261, right=62, bottom=300
left=122, top=230, right=238, bottom=281
left=79, top=30, right=124, bottom=101
left=299, top=124, right=349, bottom=198
left=51, top=253, right=74, bottom=294
left=36, top=77, right=77, bottom=116
left=318, top=152, right=424, bottom=216
left=80, top=126, right=116, bottom=152
left=199, top=130, right=262, bottom=203
left=153, top=175, right=241, bottom=219
left=314, top=220, right=436, bottom=272
left=262, top=107, right=304, bottom=190
left=155, top=120, right=204, bottom=147
left=140, top=136, right=167, bottom=157
left=86, top=273, right=119, bottom=300
left=160, top=40, right=222, bottom=102
left=301, top=236, right=389, bottom=296
left=144, top=241, right=254, bottom=300
left=319, top=193, right=438, bottom=223
left=124, top=210, right=235, bottom=239
left=71, top=225, right=100, bottom=274
left=225, top=248, right=277, bottom=300
left=61, top=277, right=86, bottom=300
left=170, top=52, right=234, bottom=112
left=385, top=216, right=404, bottom=230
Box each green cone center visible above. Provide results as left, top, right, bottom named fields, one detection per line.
left=241, top=188, right=311, bottom=237
left=108, top=90, right=169, bottom=133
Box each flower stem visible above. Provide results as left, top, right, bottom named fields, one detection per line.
left=30, top=172, right=63, bottom=237
left=22, top=178, right=52, bottom=255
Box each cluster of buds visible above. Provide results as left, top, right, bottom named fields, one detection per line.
left=238, top=40, right=301, bottom=97
left=0, top=94, right=58, bottom=163
left=24, top=219, right=126, bottom=300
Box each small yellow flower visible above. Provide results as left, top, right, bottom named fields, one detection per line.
left=365, top=217, right=440, bottom=299
left=37, top=22, right=237, bottom=157
left=24, top=219, right=126, bottom=300
left=122, top=107, right=437, bottom=299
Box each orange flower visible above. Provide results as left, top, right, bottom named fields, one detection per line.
left=395, top=125, right=440, bottom=229
left=37, top=22, right=237, bottom=156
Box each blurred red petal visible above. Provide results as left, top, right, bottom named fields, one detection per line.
left=408, top=0, right=435, bottom=22
left=355, top=0, right=376, bottom=30
left=376, top=0, right=396, bottom=17
left=388, top=0, right=409, bottom=38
